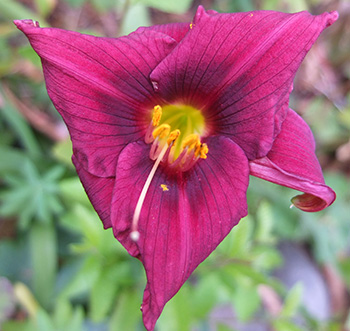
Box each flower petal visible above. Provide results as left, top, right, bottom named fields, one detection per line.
left=14, top=20, right=178, bottom=177
left=72, top=156, right=115, bottom=229
left=110, top=136, right=249, bottom=330
left=249, top=109, right=336, bottom=212
left=136, top=22, right=190, bottom=42
left=150, top=6, right=338, bottom=159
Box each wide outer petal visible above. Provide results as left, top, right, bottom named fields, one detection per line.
left=136, top=22, right=191, bottom=43
left=72, top=156, right=114, bottom=229
left=150, top=6, right=338, bottom=160
left=110, top=136, right=249, bottom=330
left=14, top=20, right=178, bottom=177
left=249, top=109, right=336, bottom=211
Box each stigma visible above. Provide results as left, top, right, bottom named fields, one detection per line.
left=145, top=104, right=208, bottom=172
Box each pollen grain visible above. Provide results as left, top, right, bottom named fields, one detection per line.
left=161, top=184, right=169, bottom=191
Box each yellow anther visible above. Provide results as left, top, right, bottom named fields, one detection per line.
left=152, top=105, right=162, bottom=126
left=194, top=142, right=201, bottom=156
left=161, top=184, right=169, bottom=191
left=153, top=124, right=170, bottom=139
left=189, top=23, right=195, bottom=29
left=182, top=134, right=200, bottom=150
left=167, top=129, right=180, bottom=145
left=198, top=143, right=209, bottom=159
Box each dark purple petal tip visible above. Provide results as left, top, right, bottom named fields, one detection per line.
left=291, top=192, right=334, bottom=212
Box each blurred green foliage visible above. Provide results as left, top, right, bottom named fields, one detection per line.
left=1, top=0, right=349, bottom=330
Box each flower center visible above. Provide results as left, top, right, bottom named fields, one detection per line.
left=144, top=104, right=208, bottom=171
left=130, top=104, right=208, bottom=241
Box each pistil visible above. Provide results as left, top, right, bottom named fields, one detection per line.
left=130, top=104, right=208, bottom=241
left=131, top=129, right=179, bottom=242
left=130, top=142, right=168, bottom=241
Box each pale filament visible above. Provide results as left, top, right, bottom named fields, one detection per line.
left=130, top=142, right=169, bottom=242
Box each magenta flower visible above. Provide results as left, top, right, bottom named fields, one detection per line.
left=15, top=6, right=337, bottom=330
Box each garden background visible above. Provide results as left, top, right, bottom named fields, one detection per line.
left=0, top=0, right=350, bottom=330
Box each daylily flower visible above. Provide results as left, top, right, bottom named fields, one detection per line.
left=15, top=6, right=337, bottom=330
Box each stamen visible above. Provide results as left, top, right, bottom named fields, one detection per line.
left=181, top=149, right=196, bottom=172
left=152, top=105, right=162, bottom=126
left=150, top=137, right=163, bottom=160
left=153, top=124, right=170, bottom=139
left=131, top=142, right=169, bottom=241
left=145, top=103, right=208, bottom=173
left=168, top=147, right=188, bottom=168
left=197, top=143, right=209, bottom=159
left=145, top=122, right=155, bottom=143
left=182, top=133, right=200, bottom=150
left=145, top=105, right=163, bottom=143
left=163, top=130, right=180, bottom=162
left=167, top=129, right=180, bottom=145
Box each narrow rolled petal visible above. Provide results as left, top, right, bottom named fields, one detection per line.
left=150, top=6, right=338, bottom=159
left=110, top=136, right=249, bottom=330
left=14, top=20, right=178, bottom=177
left=72, top=156, right=115, bottom=229
left=249, top=109, right=336, bottom=212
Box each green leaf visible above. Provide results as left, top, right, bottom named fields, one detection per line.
left=58, top=256, right=101, bottom=300
left=138, top=0, right=192, bottom=13
left=157, top=285, right=192, bottom=331
left=0, top=85, right=41, bottom=156
left=0, top=37, right=13, bottom=77
left=0, top=238, right=30, bottom=281
left=121, top=3, right=151, bottom=36
left=59, top=177, right=90, bottom=207
left=227, top=263, right=270, bottom=286
left=17, top=45, right=43, bottom=68
left=255, top=200, right=275, bottom=244
left=62, top=0, right=86, bottom=8
left=30, top=222, right=57, bottom=309
left=0, top=160, right=64, bottom=228
left=251, top=245, right=282, bottom=271
left=53, top=299, right=84, bottom=331
left=0, top=0, right=48, bottom=25
left=218, top=215, right=253, bottom=257
left=0, top=147, right=27, bottom=174
left=91, top=0, right=119, bottom=12
left=232, top=285, right=260, bottom=322
left=71, top=205, right=102, bottom=248
left=217, top=324, right=236, bottom=331
left=1, top=320, right=36, bottom=331
left=273, top=319, right=304, bottom=331
left=53, top=299, right=73, bottom=328
left=52, top=138, right=74, bottom=167
left=35, top=309, right=56, bottom=331
left=191, top=274, right=220, bottom=319
left=109, top=289, right=142, bottom=331
left=33, top=0, right=56, bottom=18
left=261, top=0, right=280, bottom=10
left=280, top=283, right=303, bottom=318
left=90, top=265, right=120, bottom=322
